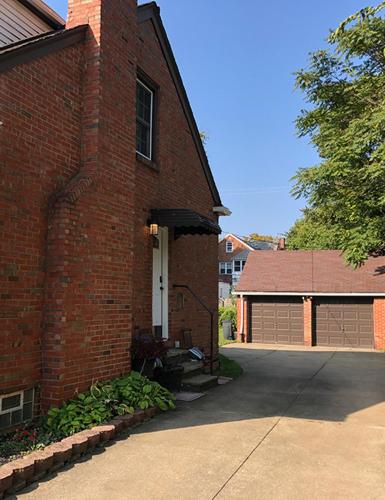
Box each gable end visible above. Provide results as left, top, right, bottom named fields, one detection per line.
left=137, top=3, right=221, bottom=207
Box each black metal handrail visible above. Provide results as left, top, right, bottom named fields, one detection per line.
left=173, top=284, right=214, bottom=375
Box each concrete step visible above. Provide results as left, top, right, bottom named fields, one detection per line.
left=182, top=374, right=218, bottom=391
left=164, top=348, right=190, bottom=366
left=181, top=360, right=204, bottom=378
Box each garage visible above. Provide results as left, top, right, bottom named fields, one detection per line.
left=236, top=250, right=385, bottom=350
left=250, top=297, right=303, bottom=345
left=314, top=297, right=374, bottom=348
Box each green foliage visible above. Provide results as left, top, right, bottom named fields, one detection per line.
left=215, top=354, right=243, bottom=379
left=291, top=1, right=385, bottom=266
left=0, top=428, right=51, bottom=462
left=244, top=233, right=275, bottom=242
left=46, top=372, right=175, bottom=437
left=286, top=210, right=342, bottom=250
left=219, top=305, right=237, bottom=332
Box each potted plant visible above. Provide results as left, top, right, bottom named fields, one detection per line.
left=131, top=333, right=168, bottom=378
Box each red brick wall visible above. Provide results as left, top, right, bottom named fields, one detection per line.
left=40, top=0, right=137, bottom=409
left=132, top=18, right=218, bottom=359
left=219, top=235, right=249, bottom=262
left=303, top=297, right=313, bottom=346
left=0, top=44, right=84, bottom=402
left=1, top=0, right=220, bottom=413
left=373, top=298, right=385, bottom=350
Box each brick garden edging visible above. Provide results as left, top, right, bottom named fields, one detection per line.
left=0, top=407, right=159, bottom=498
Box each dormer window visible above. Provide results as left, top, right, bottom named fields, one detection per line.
left=226, top=241, right=233, bottom=253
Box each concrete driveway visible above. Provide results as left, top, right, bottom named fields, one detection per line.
left=19, top=344, right=385, bottom=500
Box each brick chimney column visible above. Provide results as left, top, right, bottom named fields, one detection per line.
left=303, top=297, right=313, bottom=346
left=41, top=0, right=138, bottom=410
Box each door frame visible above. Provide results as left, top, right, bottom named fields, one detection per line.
left=152, top=227, right=169, bottom=339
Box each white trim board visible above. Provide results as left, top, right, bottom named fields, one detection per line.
left=236, top=291, right=385, bottom=297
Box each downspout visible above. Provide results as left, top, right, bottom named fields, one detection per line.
left=240, top=294, right=244, bottom=341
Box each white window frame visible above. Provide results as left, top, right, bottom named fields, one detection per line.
left=136, top=79, right=154, bottom=161
left=0, top=390, right=23, bottom=415
left=226, top=241, right=233, bottom=253
left=219, top=262, right=232, bottom=275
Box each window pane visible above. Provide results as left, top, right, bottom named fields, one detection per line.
left=234, top=261, right=241, bottom=272
left=2, top=394, right=21, bottom=411
left=136, top=81, right=153, bottom=159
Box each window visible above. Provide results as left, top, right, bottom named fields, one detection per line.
left=136, top=80, right=154, bottom=159
left=219, top=262, right=232, bottom=275
left=226, top=241, right=233, bottom=253
left=0, top=389, right=34, bottom=430
left=234, top=260, right=247, bottom=272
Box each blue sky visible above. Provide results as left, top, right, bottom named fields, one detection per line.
left=50, top=0, right=366, bottom=237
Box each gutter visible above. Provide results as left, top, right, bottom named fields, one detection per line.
left=235, top=291, right=385, bottom=297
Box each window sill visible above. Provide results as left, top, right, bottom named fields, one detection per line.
left=136, top=152, right=159, bottom=172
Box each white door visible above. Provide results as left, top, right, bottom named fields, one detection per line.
left=152, top=227, right=168, bottom=339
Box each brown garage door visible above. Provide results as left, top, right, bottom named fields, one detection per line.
left=314, top=297, right=373, bottom=348
left=250, top=297, right=304, bottom=345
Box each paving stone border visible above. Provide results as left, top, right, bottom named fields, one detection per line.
left=0, top=407, right=160, bottom=498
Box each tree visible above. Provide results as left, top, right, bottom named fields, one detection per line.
left=244, top=233, right=275, bottom=242
left=291, top=1, right=385, bottom=266
left=286, top=210, right=341, bottom=250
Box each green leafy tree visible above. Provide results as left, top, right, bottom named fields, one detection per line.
left=244, top=233, right=275, bottom=242
left=286, top=210, right=342, bottom=250
left=291, top=1, right=385, bottom=266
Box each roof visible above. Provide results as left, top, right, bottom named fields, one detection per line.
left=150, top=209, right=221, bottom=238
left=223, top=234, right=276, bottom=251
left=0, top=25, right=87, bottom=72
left=246, top=239, right=276, bottom=250
left=19, top=0, right=65, bottom=28
left=231, top=249, right=250, bottom=261
left=237, top=250, right=385, bottom=295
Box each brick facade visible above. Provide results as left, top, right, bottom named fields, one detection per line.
left=219, top=234, right=250, bottom=263
left=303, top=297, right=313, bottom=346
left=0, top=0, right=220, bottom=415
left=373, top=298, right=385, bottom=350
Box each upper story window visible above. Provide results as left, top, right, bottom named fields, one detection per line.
left=219, top=262, right=232, bottom=275
left=226, top=241, right=233, bottom=253
left=136, top=80, right=154, bottom=160
left=233, top=260, right=246, bottom=273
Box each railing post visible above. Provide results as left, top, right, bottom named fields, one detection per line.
left=173, top=284, right=215, bottom=375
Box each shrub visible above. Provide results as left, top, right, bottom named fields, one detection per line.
left=219, top=305, right=237, bottom=332
left=45, top=371, right=175, bottom=437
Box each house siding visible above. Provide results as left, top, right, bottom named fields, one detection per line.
left=0, top=0, right=51, bottom=47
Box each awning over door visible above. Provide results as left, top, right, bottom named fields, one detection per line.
left=150, top=209, right=221, bottom=238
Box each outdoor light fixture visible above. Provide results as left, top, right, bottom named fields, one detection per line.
left=149, top=223, right=159, bottom=235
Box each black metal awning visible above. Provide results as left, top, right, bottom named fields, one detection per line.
left=150, top=209, right=221, bottom=238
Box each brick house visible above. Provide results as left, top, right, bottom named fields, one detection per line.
left=236, top=250, right=385, bottom=349
left=218, top=234, right=276, bottom=299
left=0, top=0, right=229, bottom=429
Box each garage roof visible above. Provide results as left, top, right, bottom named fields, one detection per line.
left=236, top=250, right=385, bottom=295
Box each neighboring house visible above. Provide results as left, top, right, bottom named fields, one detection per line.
left=218, top=234, right=276, bottom=299
left=236, top=250, right=385, bottom=350
left=0, top=0, right=229, bottom=429
left=0, top=0, right=64, bottom=47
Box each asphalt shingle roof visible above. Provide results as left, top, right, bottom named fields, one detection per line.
left=236, top=250, right=385, bottom=294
